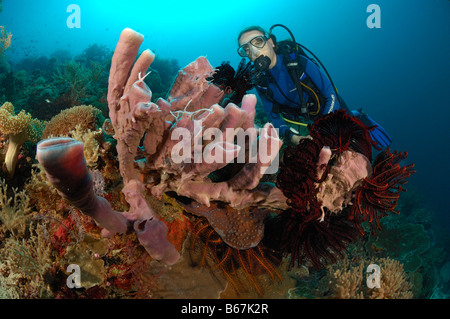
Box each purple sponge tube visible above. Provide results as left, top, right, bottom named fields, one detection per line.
left=36, top=137, right=130, bottom=235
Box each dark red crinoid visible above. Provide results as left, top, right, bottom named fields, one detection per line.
left=309, top=109, right=376, bottom=160
left=264, top=207, right=359, bottom=269
left=276, top=137, right=324, bottom=214
left=349, top=148, right=416, bottom=234
left=273, top=110, right=415, bottom=269
left=276, top=110, right=376, bottom=210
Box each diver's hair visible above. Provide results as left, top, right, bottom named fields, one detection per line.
left=237, top=26, right=270, bottom=44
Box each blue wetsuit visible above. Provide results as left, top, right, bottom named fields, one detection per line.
left=256, top=53, right=340, bottom=139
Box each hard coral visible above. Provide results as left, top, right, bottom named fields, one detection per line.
left=326, top=257, right=413, bottom=299
left=0, top=102, right=45, bottom=176
left=42, top=104, right=104, bottom=139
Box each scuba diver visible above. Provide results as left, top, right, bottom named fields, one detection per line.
left=238, top=25, right=340, bottom=145
left=227, top=24, right=392, bottom=149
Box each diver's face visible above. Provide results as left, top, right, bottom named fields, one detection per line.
left=238, top=30, right=277, bottom=69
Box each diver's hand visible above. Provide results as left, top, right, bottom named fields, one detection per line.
left=290, top=134, right=303, bottom=145
left=290, top=134, right=311, bottom=145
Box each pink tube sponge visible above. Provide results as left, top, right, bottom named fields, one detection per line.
left=106, top=28, right=180, bottom=264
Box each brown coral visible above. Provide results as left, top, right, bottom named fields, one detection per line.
left=69, top=124, right=102, bottom=168
left=367, top=257, right=413, bottom=299
left=328, top=257, right=365, bottom=299
left=326, top=257, right=413, bottom=299
left=42, top=105, right=104, bottom=139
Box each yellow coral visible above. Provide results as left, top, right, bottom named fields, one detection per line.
left=42, top=105, right=103, bottom=139
left=0, top=263, right=20, bottom=299
left=69, top=124, right=101, bottom=168
left=327, top=257, right=413, bottom=299
left=367, top=258, right=414, bottom=299
left=0, top=26, right=12, bottom=55
left=0, top=102, right=31, bottom=135
left=0, top=102, right=45, bottom=176
left=329, top=257, right=365, bottom=299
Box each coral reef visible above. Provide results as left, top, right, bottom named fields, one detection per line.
left=3, top=42, right=179, bottom=123
left=33, top=28, right=286, bottom=295
left=0, top=26, right=437, bottom=300
left=0, top=264, right=21, bottom=298
left=179, top=200, right=270, bottom=250
left=287, top=250, right=415, bottom=299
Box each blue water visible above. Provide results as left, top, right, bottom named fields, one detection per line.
left=1, top=0, right=449, bottom=227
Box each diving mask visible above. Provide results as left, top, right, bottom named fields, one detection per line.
left=237, top=35, right=268, bottom=57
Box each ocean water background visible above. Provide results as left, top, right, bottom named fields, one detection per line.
left=1, top=0, right=449, bottom=232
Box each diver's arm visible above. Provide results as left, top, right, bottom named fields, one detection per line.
left=303, top=57, right=340, bottom=114
left=258, top=92, right=291, bottom=139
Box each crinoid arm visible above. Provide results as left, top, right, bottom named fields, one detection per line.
left=349, top=148, right=416, bottom=234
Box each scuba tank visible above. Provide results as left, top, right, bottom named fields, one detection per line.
left=268, top=24, right=392, bottom=149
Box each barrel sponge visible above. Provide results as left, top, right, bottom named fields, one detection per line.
left=42, top=105, right=105, bottom=139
